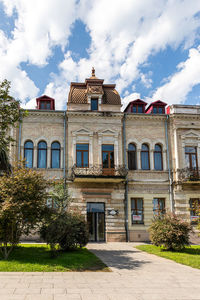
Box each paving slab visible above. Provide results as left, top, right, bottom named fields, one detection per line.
left=0, top=242, right=199, bottom=299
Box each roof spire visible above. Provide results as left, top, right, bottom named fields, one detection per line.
left=92, top=67, right=95, bottom=77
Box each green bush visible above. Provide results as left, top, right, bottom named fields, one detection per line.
left=40, top=212, right=89, bottom=254
left=149, top=212, right=191, bottom=251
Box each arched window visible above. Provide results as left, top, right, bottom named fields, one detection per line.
left=141, top=144, right=150, bottom=170
left=51, top=142, right=60, bottom=168
left=128, top=143, right=137, bottom=170
left=24, top=140, right=33, bottom=168
left=154, top=144, right=163, bottom=170
left=37, top=141, right=47, bottom=168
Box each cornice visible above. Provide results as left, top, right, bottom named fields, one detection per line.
left=126, top=113, right=167, bottom=121
left=67, top=111, right=123, bottom=118
left=25, top=110, right=65, bottom=118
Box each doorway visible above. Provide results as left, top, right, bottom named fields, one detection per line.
left=87, top=203, right=105, bottom=242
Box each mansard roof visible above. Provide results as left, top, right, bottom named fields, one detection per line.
left=68, top=68, right=121, bottom=106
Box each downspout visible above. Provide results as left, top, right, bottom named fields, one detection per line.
left=165, top=114, right=174, bottom=212
left=63, top=111, right=66, bottom=188
left=123, top=113, right=129, bottom=242
left=18, top=111, right=22, bottom=160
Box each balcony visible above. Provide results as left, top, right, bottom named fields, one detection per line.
left=71, top=164, right=127, bottom=182
left=177, top=168, right=200, bottom=183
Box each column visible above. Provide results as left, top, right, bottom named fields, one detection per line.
left=98, top=135, right=102, bottom=166
left=114, top=137, right=119, bottom=167
left=33, top=146, right=37, bottom=168
left=89, top=135, right=93, bottom=167
left=150, top=149, right=154, bottom=170
left=47, top=146, right=51, bottom=168
left=137, top=148, right=141, bottom=169
left=72, top=136, right=76, bottom=166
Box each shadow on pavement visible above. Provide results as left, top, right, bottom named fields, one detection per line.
left=90, top=249, right=151, bottom=270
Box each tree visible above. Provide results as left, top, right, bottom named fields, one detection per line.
left=0, top=162, right=50, bottom=259
left=0, top=79, right=25, bottom=172
left=48, top=181, right=71, bottom=213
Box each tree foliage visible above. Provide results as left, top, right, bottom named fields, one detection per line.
left=0, top=162, right=50, bottom=259
left=149, top=212, right=191, bottom=251
left=0, top=79, right=27, bottom=172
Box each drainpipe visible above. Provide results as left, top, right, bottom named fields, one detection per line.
left=165, top=114, right=174, bottom=212
left=123, top=113, right=129, bottom=242
left=18, top=111, right=22, bottom=160
left=63, top=111, right=66, bottom=188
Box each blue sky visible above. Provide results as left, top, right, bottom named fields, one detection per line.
left=0, top=0, right=200, bottom=110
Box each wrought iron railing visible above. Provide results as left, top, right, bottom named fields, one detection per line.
left=177, top=168, right=200, bottom=182
left=72, top=164, right=128, bottom=178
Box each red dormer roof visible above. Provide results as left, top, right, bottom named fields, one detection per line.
left=36, top=95, right=55, bottom=110
left=145, top=100, right=167, bottom=114
left=124, top=99, right=147, bottom=112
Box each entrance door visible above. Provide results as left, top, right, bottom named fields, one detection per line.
left=87, top=203, right=105, bottom=242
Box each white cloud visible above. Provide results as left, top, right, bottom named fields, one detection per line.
left=153, top=46, right=200, bottom=104
left=0, top=0, right=200, bottom=108
left=121, top=92, right=141, bottom=111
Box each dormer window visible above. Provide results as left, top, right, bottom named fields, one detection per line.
left=132, top=105, right=144, bottom=113
left=91, top=98, right=98, bottom=111
left=153, top=106, right=164, bottom=114
left=36, top=95, right=55, bottom=110
left=40, top=101, right=51, bottom=110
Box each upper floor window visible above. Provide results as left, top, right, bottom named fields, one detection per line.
left=132, top=105, right=143, bottom=113
left=154, top=144, right=163, bottom=170
left=189, top=198, right=200, bottom=223
left=51, top=142, right=60, bottom=168
left=76, top=144, right=89, bottom=167
left=153, top=106, right=164, bottom=114
left=153, top=198, right=165, bottom=216
left=128, top=143, right=137, bottom=170
left=40, top=101, right=51, bottom=110
left=24, top=140, right=33, bottom=168
left=37, top=141, right=47, bottom=168
left=102, top=145, right=114, bottom=169
left=185, top=146, right=198, bottom=170
left=131, top=198, right=144, bottom=224
left=91, top=98, right=98, bottom=111
left=141, top=144, right=150, bottom=170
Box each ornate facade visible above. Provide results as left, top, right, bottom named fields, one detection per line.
left=12, top=70, right=200, bottom=242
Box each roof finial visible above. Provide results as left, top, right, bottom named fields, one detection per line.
left=92, top=67, right=95, bottom=77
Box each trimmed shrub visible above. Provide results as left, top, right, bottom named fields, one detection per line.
left=40, top=212, right=89, bottom=253
left=149, top=212, right=191, bottom=251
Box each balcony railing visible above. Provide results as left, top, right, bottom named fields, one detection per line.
left=71, top=164, right=128, bottom=178
left=177, top=168, right=200, bottom=182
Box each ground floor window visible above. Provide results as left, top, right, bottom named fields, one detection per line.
left=189, top=198, right=200, bottom=223
left=153, top=198, right=165, bottom=216
left=131, top=198, right=144, bottom=224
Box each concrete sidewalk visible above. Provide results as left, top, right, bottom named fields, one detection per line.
left=0, top=242, right=199, bottom=300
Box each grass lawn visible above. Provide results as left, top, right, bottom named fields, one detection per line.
left=136, top=244, right=200, bottom=269
left=0, top=244, right=109, bottom=272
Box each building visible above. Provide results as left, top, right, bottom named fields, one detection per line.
left=13, top=69, right=200, bottom=242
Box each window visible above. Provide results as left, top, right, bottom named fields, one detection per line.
left=24, top=140, right=33, bottom=168
left=102, top=145, right=114, bottom=168
left=37, top=141, right=47, bottom=168
left=189, top=198, right=200, bottom=223
left=141, top=144, right=150, bottom=170
left=76, top=144, right=89, bottom=167
left=153, top=198, right=165, bottom=216
left=132, top=105, right=143, bottom=113
left=51, top=142, right=60, bottom=168
left=40, top=101, right=51, bottom=110
left=131, top=198, right=144, bottom=224
left=153, top=106, right=164, bottom=114
left=185, top=146, right=198, bottom=170
left=154, top=144, right=163, bottom=170
left=91, top=98, right=98, bottom=111
left=128, top=143, right=137, bottom=170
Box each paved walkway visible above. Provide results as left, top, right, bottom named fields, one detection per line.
left=0, top=242, right=200, bottom=300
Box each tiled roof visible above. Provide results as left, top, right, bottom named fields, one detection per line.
left=68, top=84, right=121, bottom=105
